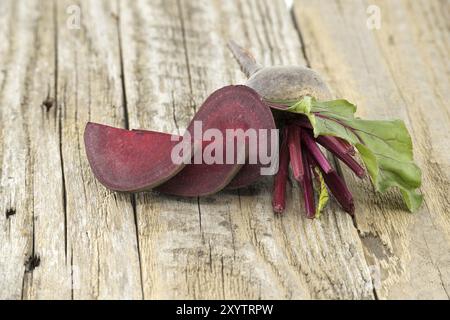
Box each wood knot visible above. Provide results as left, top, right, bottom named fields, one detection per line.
left=25, top=254, right=40, bottom=272
left=5, top=208, right=16, bottom=219
left=42, top=97, right=54, bottom=112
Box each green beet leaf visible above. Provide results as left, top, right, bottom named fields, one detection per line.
left=313, top=167, right=329, bottom=218
left=283, top=97, right=423, bottom=212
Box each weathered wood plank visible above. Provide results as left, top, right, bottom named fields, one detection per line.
left=0, top=0, right=70, bottom=299
left=3, top=0, right=445, bottom=300
left=294, top=0, right=450, bottom=299
left=119, top=0, right=373, bottom=299
left=55, top=0, right=143, bottom=299
left=0, top=0, right=145, bottom=299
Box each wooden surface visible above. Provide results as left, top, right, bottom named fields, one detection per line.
left=0, top=0, right=448, bottom=299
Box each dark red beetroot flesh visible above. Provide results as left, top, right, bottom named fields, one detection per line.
left=84, top=86, right=274, bottom=197
left=156, top=85, right=275, bottom=196
left=226, top=128, right=276, bottom=189
left=225, top=164, right=261, bottom=189
left=84, top=122, right=187, bottom=192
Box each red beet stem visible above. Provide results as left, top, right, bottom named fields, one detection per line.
left=272, top=128, right=290, bottom=214
left=316, top=135, right=348, bottom=155
left=301, top=132, right=333, bottom=174
left=335, top=137, right=355, bottom=155
left=306, top=152, right=354, bottom=215
left=301, top=148, right=315, bottom=219
left=287, top=125, right=304, bottom=181
left=290, top=116, right=313, bottom=130
left=316, top=136, right=365, bottom=178
left=322, top=170, right=355, bottom=215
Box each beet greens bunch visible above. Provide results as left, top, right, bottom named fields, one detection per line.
left=266, top=96, right=422, bottom=218
left=272, top=119, right=358, bottom=218
left=84, top=42, right=423, bottom=220
left=229, top=41, right=422, bottom=218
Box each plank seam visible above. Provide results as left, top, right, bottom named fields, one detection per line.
left=290, top=4, right=379, bottom=300
left=116, top=2, right=145, bottom=299
left=175, top=0, right=204, bottom=242
left=289, top=6, right=311, bottom=67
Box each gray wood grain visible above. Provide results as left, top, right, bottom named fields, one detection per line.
left=0, top=0, right=447, bottom=299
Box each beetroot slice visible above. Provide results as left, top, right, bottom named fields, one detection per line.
left=84, top=122, right=187, bottom=192
left=226, top=135, right=274, bottom=189
left=226, top=164, right=261, bottom=189
left=157, top=85, right=275, bottom=196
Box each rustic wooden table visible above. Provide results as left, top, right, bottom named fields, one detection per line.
left=0, top=0, right=448, bottom=300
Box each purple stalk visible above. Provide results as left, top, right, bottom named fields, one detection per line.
left=272, top=128, right=289, bottom=214
left=335, top=137, right=355, bottom=155
left=316, top=135, right=348, bottom=155
left=322, top=171, right=355, bottom=215
left=301, top=148, right=315, bottom=219
left=290, top=117, right=313, bottom=130
left=287, top=125, right=304, bottom=181
left=307, top=153, right=354, bottom=215
left=301, top=132, right=334, bottom=174
left=316, top=136, right=365, bottom=178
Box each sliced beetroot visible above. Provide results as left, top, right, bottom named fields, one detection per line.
left=84, top=86, right=274, bottom=197
left=227, top=128, right=276, bottom=189
left=156, top=159, right=243, bottom=197
left=226, top=163, right=261, bottom=189
left=156, top=85, right=275, bottom=197
left=84, top=122, right=187, bottom=192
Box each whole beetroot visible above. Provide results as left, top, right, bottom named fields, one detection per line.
left=228, top=41, right=332, bottom=102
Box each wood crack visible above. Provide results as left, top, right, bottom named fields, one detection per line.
left=256, top=0, right=275, bottom=65
left=171, top=90, right=180, bottom=135
left=197, top=197, right=204, bottom=242
left=53, top=0, right=68, bottom=262
left=176, top=0, right=195, bottom=114
left=175, top=0, right=205, bottom=249
left=289, top=6, right=310, bottom=67
left=116, top=3, right=130, bottom=130
left=116, top=3, right=144, bottom=299
left=290, top=4, right=379, bottom=299
left=70, top=245, right=74, bottom=299
left=130, top=194, right=145, bottom=299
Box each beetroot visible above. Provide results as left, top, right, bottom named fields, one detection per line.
left=228, top=40, right=332, bottom=102
left=157, top=85, right=275, bottom=196
left=84, top=123, right=186, bottom=192
left=85, top=86, right=276, bottom=197
left=226, top=39, right=331, bottom=190
left=84, top=42, right=422, bottom=220
left=228, top=42, right=366, bottom=217
left=225, top=164, right=262, bottom=189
